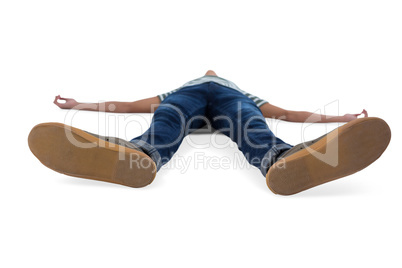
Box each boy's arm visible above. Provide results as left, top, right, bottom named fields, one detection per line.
left=54, top=95, right=161, bottom=113
left=259, top=103, right=368, bottom=123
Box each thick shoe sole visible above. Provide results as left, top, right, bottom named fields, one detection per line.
left=266, top=117, right=391, bottom=195
left=28, top=122, right=157, bottom=187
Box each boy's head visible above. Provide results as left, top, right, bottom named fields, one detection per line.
left=205, top=70, right=217, bottom=76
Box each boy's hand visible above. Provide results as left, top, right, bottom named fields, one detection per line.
left=344, top=109, right=368, bottom=122
left=54, top=95, right=79, bottom=109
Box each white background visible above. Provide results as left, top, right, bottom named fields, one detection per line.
left=1, top=0, right=401, bottom=267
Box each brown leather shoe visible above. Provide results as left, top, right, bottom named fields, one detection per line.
left=28, top=122, right=156, bottom=187
left=266, top=117, right=391, bottom=195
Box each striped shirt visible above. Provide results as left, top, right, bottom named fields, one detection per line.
left=157, top=75, right=269, bottom=108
